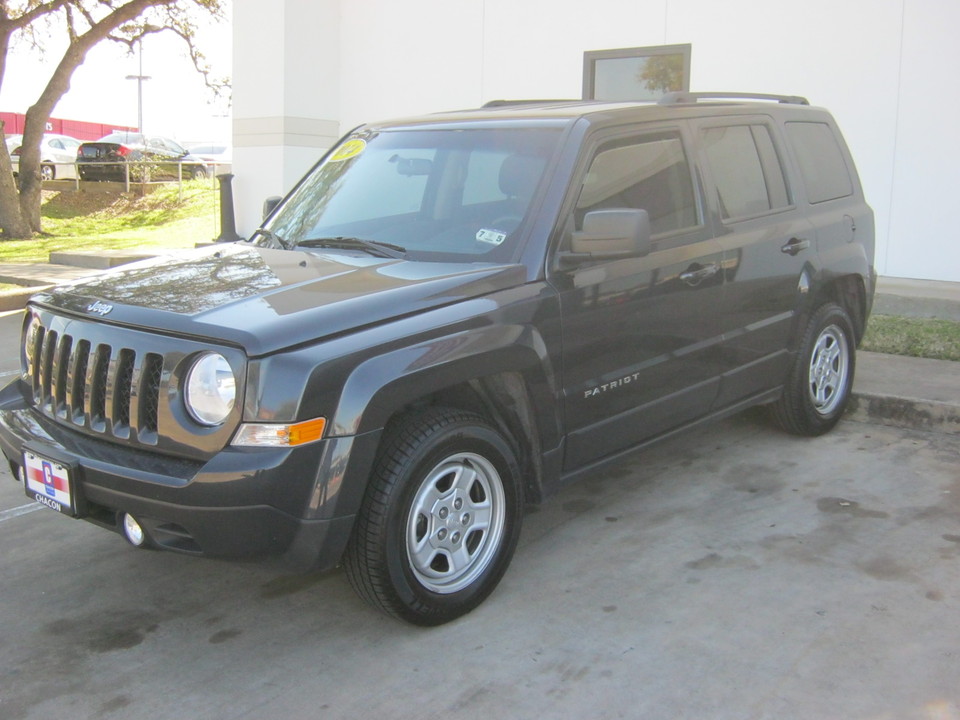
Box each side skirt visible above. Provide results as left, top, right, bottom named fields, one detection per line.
left=557, top=386, right=783, bottom=488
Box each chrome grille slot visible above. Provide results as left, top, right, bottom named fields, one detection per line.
left=90, top=344, right=110, bottom=430
left=70, top=339, right=91, bottom=424
left=27, top=321, right=44, bottom=395
left=140, top=353, right=163, bottom=435
left=113, top=348, right=135, bottom=436
left=53, top=334, right=72, bottom=419
left=39, top=329, right=57, bottom=410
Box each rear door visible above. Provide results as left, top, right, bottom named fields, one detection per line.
left=783, top=119, right=874, bottom=300
left=551, top=125, right=724, bottom=470
left=692, top=117, right=815, bottom=406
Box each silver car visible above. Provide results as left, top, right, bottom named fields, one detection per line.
left=12, top=133, right=82, bottom=180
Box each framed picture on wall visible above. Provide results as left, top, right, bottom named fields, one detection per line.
left=583, top=44, right=692, bottom=101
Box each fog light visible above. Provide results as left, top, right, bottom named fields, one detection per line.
left=120, top=513, right=147, bottom=547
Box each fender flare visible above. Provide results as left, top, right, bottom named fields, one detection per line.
left=327, top=323, right=561, bottom=452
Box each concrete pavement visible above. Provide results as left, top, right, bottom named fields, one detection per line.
left=1, top=396, right=957, bottom=720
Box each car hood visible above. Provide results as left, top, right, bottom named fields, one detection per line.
left=32, top=244, right=528, bottom=356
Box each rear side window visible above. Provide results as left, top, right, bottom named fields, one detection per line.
left=785, top=122, right=853, bottom=204
left=701, top=124, right=790, bottom=220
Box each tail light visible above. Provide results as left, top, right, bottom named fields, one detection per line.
left=115, top=145, right=131, bottom=157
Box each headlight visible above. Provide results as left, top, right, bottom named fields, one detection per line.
left=185, top=352, right=236, bottom=426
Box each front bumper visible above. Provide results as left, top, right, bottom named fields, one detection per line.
left=0, top=379, right=380, bottom=572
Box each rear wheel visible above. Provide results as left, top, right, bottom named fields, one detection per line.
left=772, top=302, right=855, bottom=436
left=344, top=407, right=523, bottom=626
left=40, top=164, right=54, bottom=181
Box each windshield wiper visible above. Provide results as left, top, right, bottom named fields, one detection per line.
left=295, top=236, right=407, bottom=259
left=251, top=227, right=290, bottom=249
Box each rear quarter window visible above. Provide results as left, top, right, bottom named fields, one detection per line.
left=785, top=122, right=853, bottom=204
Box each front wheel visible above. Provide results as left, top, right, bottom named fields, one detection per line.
left=772, top=302, right=856, bottom=436
left=344, top=408, right=523, bottom=626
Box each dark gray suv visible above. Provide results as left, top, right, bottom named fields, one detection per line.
left=0, top=92, right=874, bottom=625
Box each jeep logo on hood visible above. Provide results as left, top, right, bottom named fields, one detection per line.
left=86, top=300, right=114, bottom=316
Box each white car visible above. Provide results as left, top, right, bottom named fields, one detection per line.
left=12, top=133, right=83, bottom=180
left=184, top=143, right=232, bottom=172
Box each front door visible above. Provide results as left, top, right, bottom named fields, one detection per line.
left=552, top=126, right=724, bottom=471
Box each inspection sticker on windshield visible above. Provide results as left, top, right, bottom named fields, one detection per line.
left=476, top=228, right=507, bottom=246
left=329, top=139, right=366, bottom=162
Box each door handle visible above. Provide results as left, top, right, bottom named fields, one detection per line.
left=781, top=237, right=810, bottom=256
left=679, top=263, right=720, bottom=286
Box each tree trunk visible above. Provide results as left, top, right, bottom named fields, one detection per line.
left=20, top=105, right=55, bottom=233
left=0, top=137, right=32, bottom=238
left=0, top=27, right=32, bottom=238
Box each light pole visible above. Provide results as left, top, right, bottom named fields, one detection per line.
left=125, top=38, right=151, bottom=132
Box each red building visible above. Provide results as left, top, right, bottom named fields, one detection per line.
left=0, top=112, right=136, bottom=141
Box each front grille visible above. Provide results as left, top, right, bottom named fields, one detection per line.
left=22, top=308, right=244, bottom=459
left=27, top=321, right=163, bottom=445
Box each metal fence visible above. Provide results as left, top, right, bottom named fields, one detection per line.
left=50, top=160, right=232, bottom=199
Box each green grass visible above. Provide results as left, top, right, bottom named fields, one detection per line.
left=862, top=314, right=960, bottom=362
left=0, top=181, right=222, bottom=263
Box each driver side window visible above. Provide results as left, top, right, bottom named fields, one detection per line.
left=576, top=130, right=698, bottom=237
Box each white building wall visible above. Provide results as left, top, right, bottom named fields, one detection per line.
left=886, top=0, right=960, bottom=282
left=233, top=0, right=959, bottom=283
left=232, top=0, right=341, bottom=233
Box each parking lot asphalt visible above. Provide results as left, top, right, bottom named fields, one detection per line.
left=0, top=305, right=958, bottom=720
left=1, top=402, right=957, bottom=719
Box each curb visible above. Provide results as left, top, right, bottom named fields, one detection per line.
left=846, top=393, right=960, bottom=435
left=0, top=285, right=50, bottom=313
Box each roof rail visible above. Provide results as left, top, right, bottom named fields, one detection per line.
left=482, top=99, right=578, bottom=108
left=658, top=91, right=810, bottom=106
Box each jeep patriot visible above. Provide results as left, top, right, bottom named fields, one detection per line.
left=0, top=93, right=875, bottom=624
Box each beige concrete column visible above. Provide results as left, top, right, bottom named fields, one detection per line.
left=231, top=0, right=341, bottom=235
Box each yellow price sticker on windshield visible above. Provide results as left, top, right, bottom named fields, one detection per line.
left=329, top=139, right=366, bottom=162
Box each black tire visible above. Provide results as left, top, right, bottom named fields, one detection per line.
left=190, top=165, right=208, bottom=181
left=772, top=302, right=856, bottom=436
left=344, top=407, right=523, bottom=626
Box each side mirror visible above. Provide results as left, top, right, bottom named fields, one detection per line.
left=262, top=195, right=282, bottom=220
left=563, top=209, right=652, bottom=264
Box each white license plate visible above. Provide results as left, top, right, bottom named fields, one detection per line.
left=23, top=451, right=75, bottom=515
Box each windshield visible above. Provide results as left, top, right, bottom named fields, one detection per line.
left=262, top=127, right=561, bottom=261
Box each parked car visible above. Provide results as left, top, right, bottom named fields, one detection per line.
left=10, top=133, right=82, bottom=180
left=77, top=132, right=208, bottom=181
left=184, top=142, right=232, bottom=170
left=0, top=93, right=875, bottom=626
